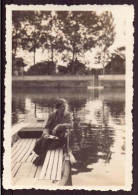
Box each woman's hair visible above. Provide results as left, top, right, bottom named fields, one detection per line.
left=55, top=99, right=65, bottom=109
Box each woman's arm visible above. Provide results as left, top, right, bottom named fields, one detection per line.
left=42, top=113, right=53, bottom=136
left=52, top=123, right=72, bottom=135
left=42, top=128, right=49, bottom=136
left=56, top=123, right=72, bottom=129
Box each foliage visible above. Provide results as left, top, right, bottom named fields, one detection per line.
left=105, top=47, right=125, bottom=74
left=112, top=46, right=125, bottom=60
left=26, top=61, right=56, bottom=75
left=56, top=11, right=102, bottom=74
left=58, top=65, right=68, bottom=75
left=12, top=11, right=116, bottom=75
left=12, top=57, right=27, bottom=75
left=94, top=12, right=116, bottom=72
left=67, top=59, right=86, bottom=75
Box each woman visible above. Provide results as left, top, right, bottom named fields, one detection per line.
left=33, top=99, right=72, bottom=166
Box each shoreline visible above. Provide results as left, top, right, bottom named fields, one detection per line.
left=12, top=75, right=125, bottom=88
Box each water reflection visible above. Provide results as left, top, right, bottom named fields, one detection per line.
left=12, top=88, right=125, bottom=182
left=12, top=97, right=26, bottom=124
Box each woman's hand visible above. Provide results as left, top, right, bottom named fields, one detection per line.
left=42, top=128, right=49, bottom=137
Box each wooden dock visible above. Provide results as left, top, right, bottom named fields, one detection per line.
left=11, top=119, right=71, bottom=186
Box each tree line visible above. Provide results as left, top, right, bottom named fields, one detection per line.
left=12, top=10, right=118, bottom=75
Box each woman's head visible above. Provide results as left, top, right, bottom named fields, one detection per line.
left=55, top=99, right=66, bottom=113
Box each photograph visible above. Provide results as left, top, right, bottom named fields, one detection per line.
left=3, top=4, right=134, bottom=190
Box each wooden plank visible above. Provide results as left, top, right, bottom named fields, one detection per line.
left=12, top=144, right=22, bottom=158
left=12, top=145, right=26, bottom=162
left=12, top=138, right=29, bottom=151
left=25, top=138, right=33, bottom=147
left=39, top=150, right=51, bottom=179
left=45, top=150, right=55, bottom=180
left=26, top=123, right=33, bottom=127
left=15, top=144, right=31, bottom=162
left=26, top=138, right=36, bottom=148
left=12, top=139, right=30, bottom=162
left=12, top=139, right=27, bottom=152
left=12, top=162, right=22, bottom=177
left=40, top=122, right=45, bottom=128
left=12, top=122, right=24, bottom=136
left=32, top=122, right=38, bottom=128
left=11, top=139, right=21, bottom=148
left=28, top=164, right=37, bottom=178
left=42, top=122, right=46, bottom=128
left=12, top=122, right=31, bottom=136
left=35, top=166, right=42, bottom=178
left=26, top=138, right=38, bottom=161
left=25, top=122, right=37, bottom=128
left=25, top=138, right=35, bottom=149
left=34, top=122, right=42, bottom=127
left=15, top=162, right=33, bottom=178
left=11, top=162, right=16, bottom=170
left=12, top=139, right=29, bottom=158
left=32, top=153, right=38, bottom=162
left=50, top=149, right=60, bottom=180
left=12, top=138, right=24, bottom=148
left=56, top=148, right=63, bottom=181
left=12, top=175, right=22, bottom=185
left=26, top=151, right=36, bottom=163
left=21, top=140, right=36, bottom=162
left=12, top=139, right=27, bottom=155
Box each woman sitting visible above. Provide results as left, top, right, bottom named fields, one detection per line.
left=33, top=99, right=72, bottom=166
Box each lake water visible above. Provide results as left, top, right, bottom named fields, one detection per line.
left=12, top=88, right=125, bottom=186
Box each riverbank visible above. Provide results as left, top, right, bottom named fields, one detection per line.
left=12, top=75, right=125, bottom=88
left=99, top=75, right=125, bottom=88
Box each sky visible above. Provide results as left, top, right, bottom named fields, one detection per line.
left=16, top=10, right=126, bottom=71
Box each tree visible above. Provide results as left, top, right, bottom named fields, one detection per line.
left=12, top=57, right=27, bottom=76
left=94, top=12, right=116, bottom=74
left=12, top=11, right=25, bottom=57
left=56, top=11, right=99, bottom=74
left=12, top=11, right=41, bottom=66
left=67, top=59, right=86, bottom=75
left=40, top=11, right=68, bottom=66
left=58, top=65, right=68, bottom=75
left=12, top=11, right=67, bottom=67
left=105, top=46, right=125, bottom=74
left=26, top=61, right=56, bottom=75
left=57, top=11, right=115, bottom=74
left=12, top=11, right=115, bottom=75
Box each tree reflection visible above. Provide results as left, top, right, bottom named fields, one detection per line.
left=67, top=98, right=115, bottom=174
left=71, top=124, right=115, bottom=174
left=68, top=99, right=87, bottom=150
left=31, top=98, right=56, bottom=114
left=105, top=101, right=125, bottom=124
left=12, top=98, right=25, bottom=124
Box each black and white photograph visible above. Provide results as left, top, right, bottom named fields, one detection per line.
left=3, top=4, right=134, bottom=190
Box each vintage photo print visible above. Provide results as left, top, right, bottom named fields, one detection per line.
left=3, top=4, right=134, bottom=190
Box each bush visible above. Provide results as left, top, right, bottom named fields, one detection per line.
left=26, top=61, right=56, bottom=75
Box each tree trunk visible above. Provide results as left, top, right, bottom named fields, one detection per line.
left=14, top=29, right=18, bottom=57
left=33, top=48, right=36, bottom=66
left=51, top=44, right=54, bottom=64
left=72, top=44, right=75, bottom=75
left=103, top=64, right=105, bottom=75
